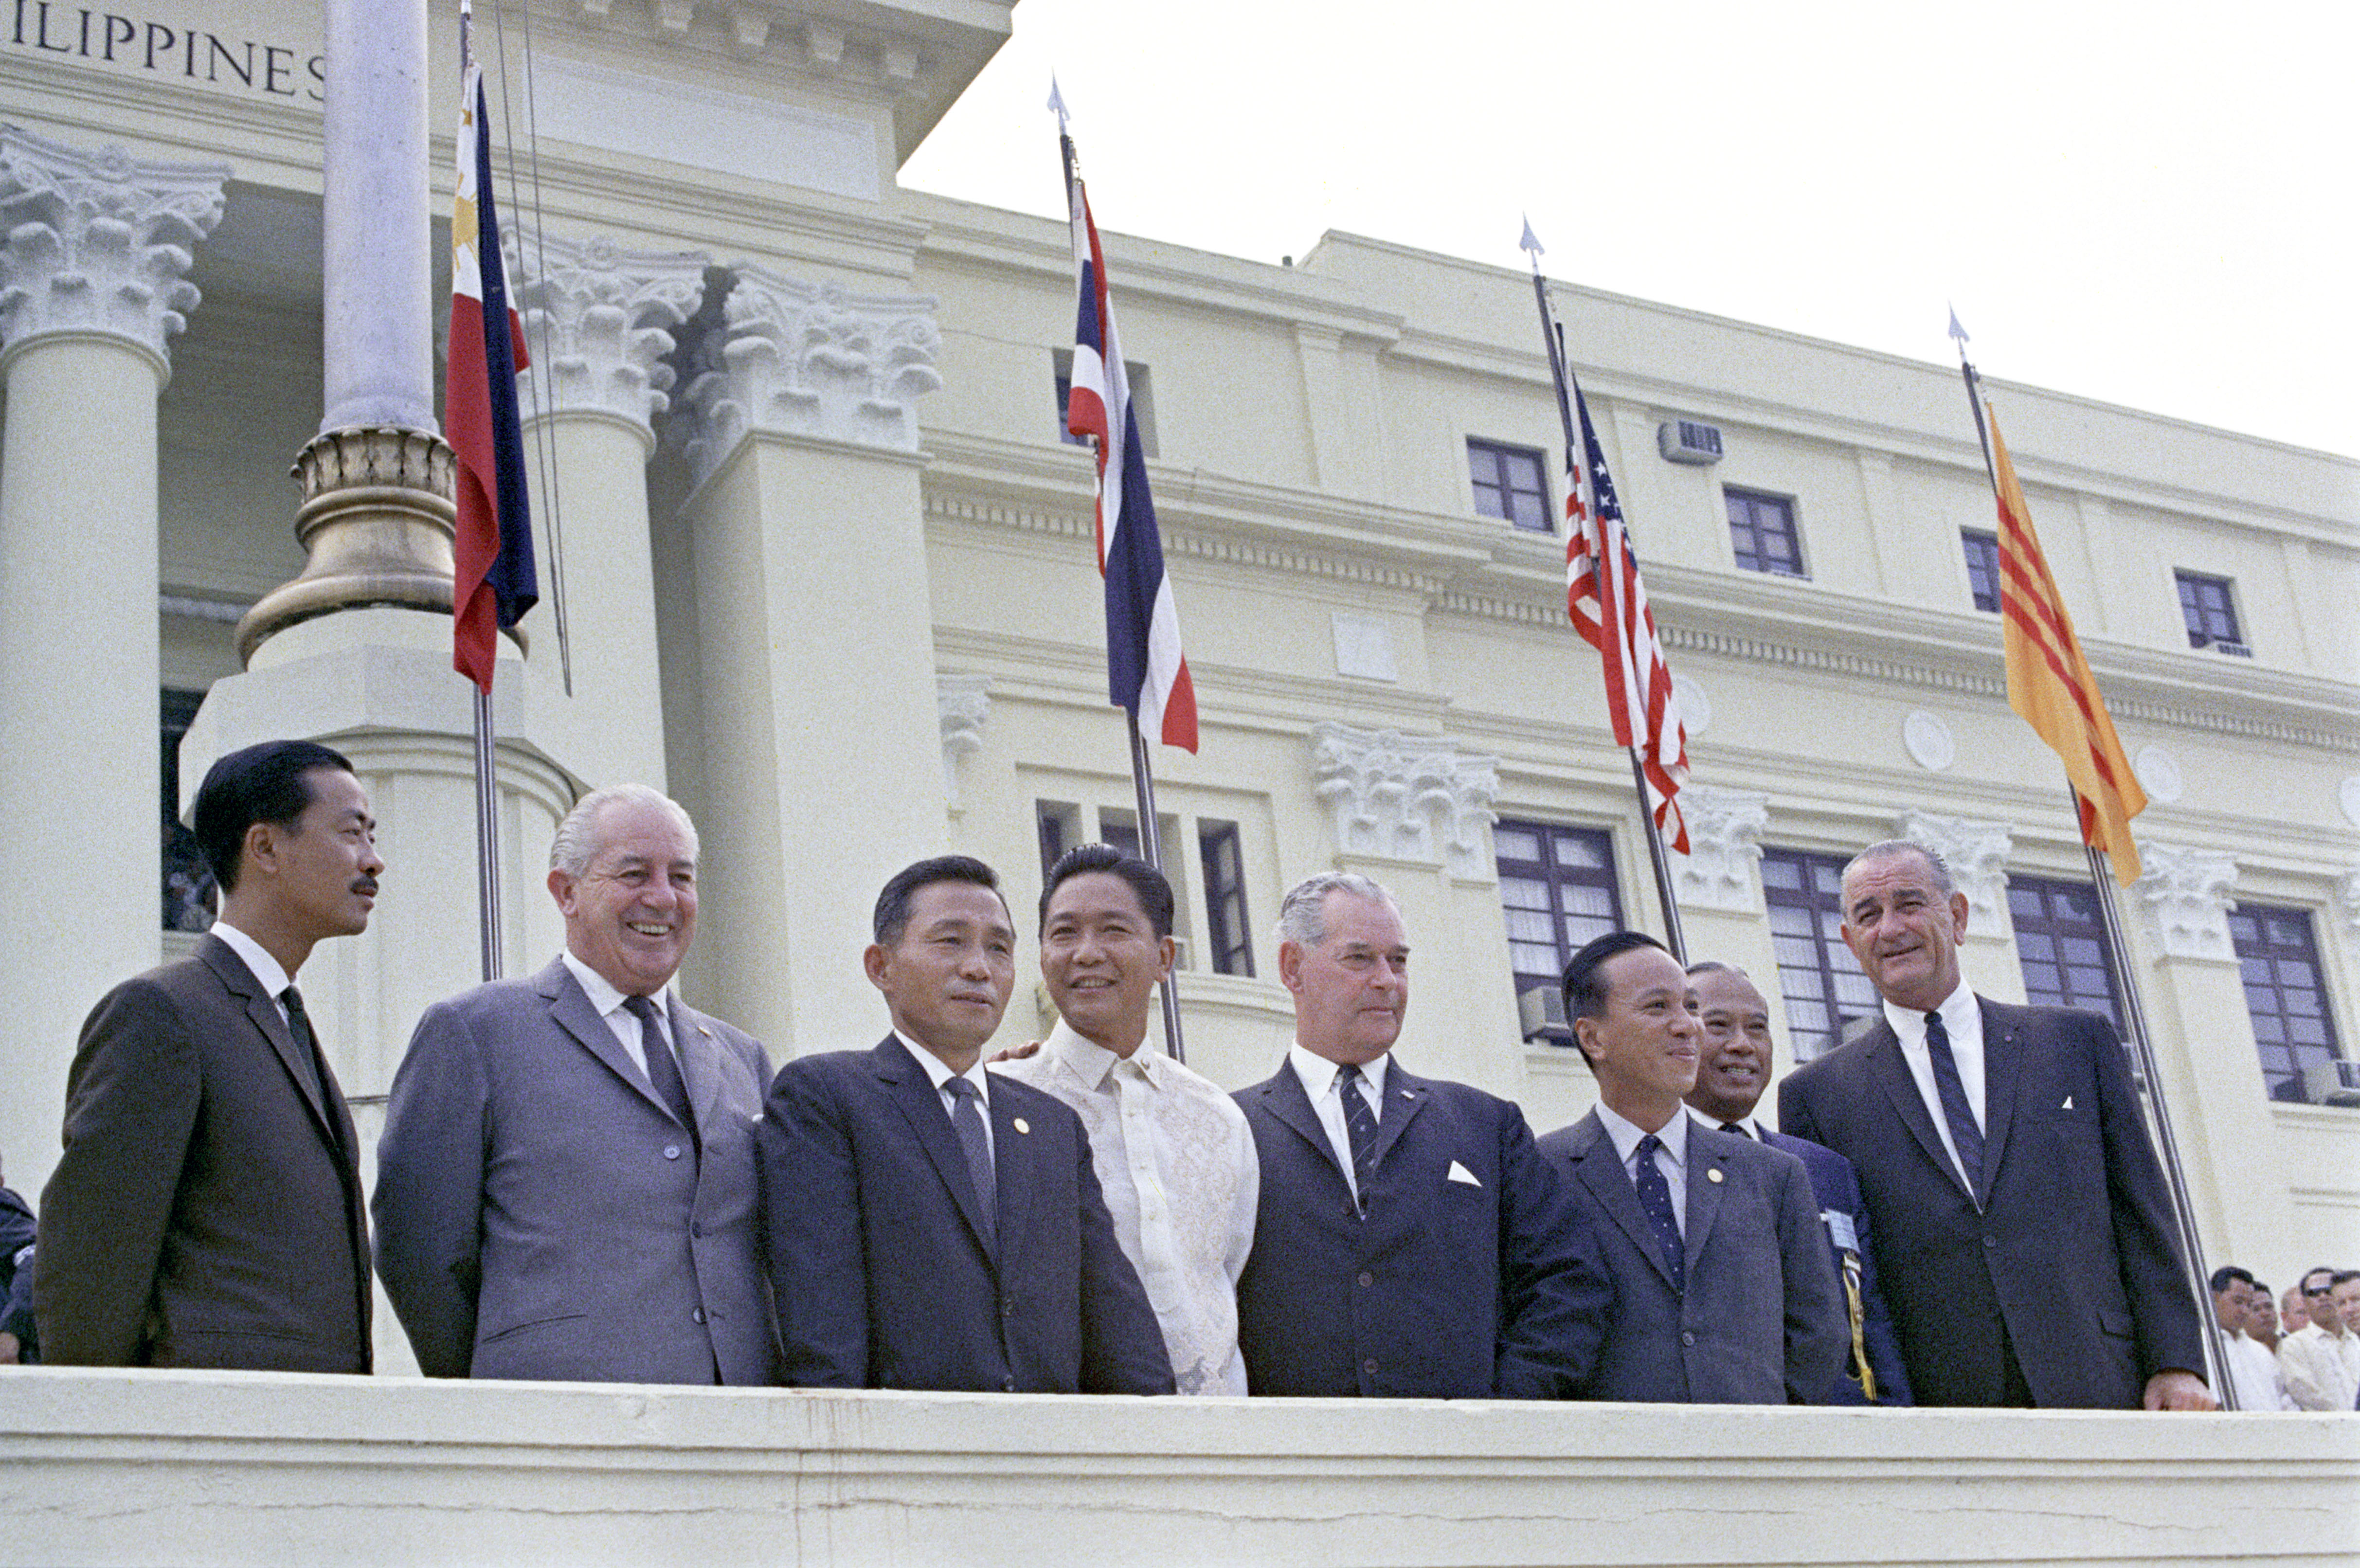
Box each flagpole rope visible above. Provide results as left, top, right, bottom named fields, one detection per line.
left=485, top=0, right=576, bottom=698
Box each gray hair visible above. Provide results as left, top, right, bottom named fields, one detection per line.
left=1275, top=871, right=1398, bottom=948
left=550, top=784, right=699, bottom=878
left=1842, top=839, right=1953, bottom=898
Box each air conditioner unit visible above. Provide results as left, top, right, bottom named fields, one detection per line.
left=1657, top=419, right=1724, bottom=465
left=1519, top=985, right=1575, bottom=1047
left=2302, top=1060, right=2360, bottom=1107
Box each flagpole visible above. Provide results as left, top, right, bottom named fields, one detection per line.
left=473, top=685, right=504, bottom=982
left=1123, top=712, right=1188, bottom=1064
left=1526, top=245, right=1686, bottom=963
left=1948, top=319, right=2229, bottom=1405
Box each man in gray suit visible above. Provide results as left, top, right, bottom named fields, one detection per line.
left=1538, top=932, right=1845, bottom=1404
left=375, top=785, right=777, bottom=1384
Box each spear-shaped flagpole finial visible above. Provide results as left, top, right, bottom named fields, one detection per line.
left=1520, top=215, right=1544, bottom=265
left=1948, top=304, right=1971, bottom=354
left=1048, top=74, right=1069, bottom=130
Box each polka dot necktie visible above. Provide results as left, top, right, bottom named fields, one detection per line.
left=1632, top=1132, right=1685, bottom=1292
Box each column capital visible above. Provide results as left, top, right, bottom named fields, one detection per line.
left=937, top=672, right=991, bottom=813
left=2338, top=866, right=2360, bottom=946
left=676, top=265, right=940, bottom=485
left=2132, top=840, right=2240, bottom=961
left=1897, top=810, right=2014, bottom=930
left=0, top=126, right=229, bottom=375
left=1675, top=786, right=1768, bottom=913
left=510, top=232, right=709, bottom=442
left=1309, top=722, right=1499, bottom=880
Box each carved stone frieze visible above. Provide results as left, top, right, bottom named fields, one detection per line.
left=937, top=673, right=991, bottom=811
left=1897, top=811, right=2014, bottom=930
left=677, top=265, right=940, bottom=482
left=2132, top=841, right=2240, bottom=962
left=1310, top=722, right=1499, bottom=880
left=1675, top=786, right=1768, bottom=913
left=0, top=126, right=230, bottom=369
left=509, top=232, right=708, bottom=437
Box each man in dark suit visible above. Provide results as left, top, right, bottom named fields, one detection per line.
left=759, top=855, right=1171, bottom=1394
left=1778, top=839, right=2212, bottom=1410
left=35, top=740, right=379, bottom=1370
left=1538, top=933, right=1845, bottom=1404
left=1233, top=871, right=1608, bottom=1399
left=1682, top=961, right=1912, bottom=1405
left=374, top=785, right=777, bottom=1384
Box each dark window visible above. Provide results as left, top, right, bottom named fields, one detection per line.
left=2009, top=877, right=2126, bottom=1037
left=1467, top=438, right=1550, bottom=531
left=1199, top=820, right=1254, bottom=977
left=2229, top=903, right=2342, bottom=1102
left=1495, top=820, right=1623, bottom=1038
left=1052, top=349, right=1157, bottom=457
left=1760, top=847, right=1880, bottom=1062
left=1963, top=529, right=2001, bottom=613
left=162, top=688, right=215, bottom=932
left=1097, top=810, right=1144, bottom=863
left=2175, top=570, right=2248, bottom=654
left=1725, top=487, right=1806, bottom=577
left=1035, top=800, right=1081, bottom=881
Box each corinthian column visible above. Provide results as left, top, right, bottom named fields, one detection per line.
left=0, top=127, right=228, bottom=1194
left=511, top=232, right=708, bottom=789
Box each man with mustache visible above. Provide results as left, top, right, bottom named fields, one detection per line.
left=1779, top=840, right=2211, bottom=1410
left=36, top=740, right=381, bottom=1370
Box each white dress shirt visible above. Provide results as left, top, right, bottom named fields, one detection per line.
left=2278, top=1320, right=2360, bottom=1412
left=1286, top=1044, right=1387, bottom=1202
left=211, top=920, right=293, bottom=1025
left=1691, top=1106, right=1766, bottom=1141
left=561, top=950, right=683, bottom=1081
left=1882, top=979, right=1986, bottom=1188
left=1594, top=1099, right=1689, bottom=1235
left=2225, top=1330, right=2299, bottom=1411
left=897, top=1030, right=993, bottom=1161
left=995, top=1020, right=1259, bottom=1395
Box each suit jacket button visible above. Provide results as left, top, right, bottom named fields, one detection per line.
left=691, top=1222, right=703, bottom=1239
left=1681, top=1331, right=1696, bottom=1347
left=664, top=1145, right=683, bottom=1160
left=1002, top=1299, right=1016, bottom=1317
left=692, top=1307, right=706, bottom=1324
left=1983, top=1235, right=1997, bottom=1249
left=1002, top=1378, right=1016, bottom=1393
left=1356, top=1272, right=1373, bottom=1288
left=1362, top=1358, right=1379, bottom=1376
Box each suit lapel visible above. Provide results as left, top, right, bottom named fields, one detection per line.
left=670, top=1000, right=727, bottom=1133
left=1568, top=1112, right=1677, bottom=1291
left=1366, top=1059, right=1428, bottom=1174
left=1684, top=1132, right=1729, bottom=1267
left=538, top=960, right=676, bottom=1123
left=1865, top=1021, right=1975, bottom=1205
left=989, top=1088, right=1034, bottom=1276
left=1255, top=1062, right=1352, bottom=1194
left=875, top=1037, right=998, bottom=1264
left=1976, top=997, right=2020, bottom=1206
left=199, top=937, right=338, bottom=1147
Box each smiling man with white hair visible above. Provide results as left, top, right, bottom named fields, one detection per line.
left=374, top=785, right=778, bottom=1385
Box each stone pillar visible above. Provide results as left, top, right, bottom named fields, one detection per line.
left=0, top=128, right=228, bottom=1194
left=669, top=265, right=946, bottom=1056
left=1898, top=810, right=2025, bottom=1003
left=1306, top=723, right=1514, bottom=1095
left=511, top=232, right=708, bottom=790
left=2125, top=842, right=2293, bottom=1271
left=318, top=0, right=432, bottom=433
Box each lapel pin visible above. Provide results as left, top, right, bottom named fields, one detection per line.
left=698, top=1025, right=712, bottom=1038
left=1707, top=1167, right=1725, bottom=1184
left=1013, top=1117, right=1030, bottom=1135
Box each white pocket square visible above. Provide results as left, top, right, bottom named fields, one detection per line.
left=2060, top=1095, right=2074, bottom=1110
left=1446, top=1161, right=1483, bottom=1188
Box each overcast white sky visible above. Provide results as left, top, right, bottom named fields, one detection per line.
left=901, top=0, right=2358, bottom=461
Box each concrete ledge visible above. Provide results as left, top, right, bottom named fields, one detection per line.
left=2, top=1369, right=2354, bottom=1566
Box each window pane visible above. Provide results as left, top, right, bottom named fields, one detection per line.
left=2229, top=902, right=2342, bottom=1100
left=1494, top=818, right=1623, bottom=1041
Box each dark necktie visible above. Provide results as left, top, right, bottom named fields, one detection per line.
left=1632, top=1132, right=1686, bottom=1292
left=623, top=995, right=697, bottom=1144
left=1923, top=1009, right=1985, bottom=1195
left=1335, top=1063, right=1380, bottom=1199
left=945, top=1077, right=997, bottom=1251
left=1720, top=1121, right=1751, bottom=1137
left=277, top=986, right=327, bottom=1106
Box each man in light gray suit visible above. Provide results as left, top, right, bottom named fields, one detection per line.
left=375, top=785, right=777, bottom=1384
left=1538, top=932, right=1845, bottom=1405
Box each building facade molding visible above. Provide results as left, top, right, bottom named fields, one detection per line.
left=936, top=671, right=991, bottom=812
left=0, top=125, right=230, bottom=374
left=2133, top=841, right=2241, bottom=962
left=1898, top=810, right=2014, bottom=930
left=2337, top=866, right=2360, bottom=945
left=1675, top=785, right=1769, bottom=913
left=677, top=264, right=940, bottom=483
left=511, top=232, right=709, bottom=439
left=1310, top=721, right=1499, bottom=880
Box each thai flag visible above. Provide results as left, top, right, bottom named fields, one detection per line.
left=1564, top=376, right=1689, bottom=853
left=448, top=30, right=536, bottom=695
left=1061, top=135, right=1197, bottom=752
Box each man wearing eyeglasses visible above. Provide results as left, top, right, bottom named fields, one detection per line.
left=2279, top=1267, right=2360, bottom=1411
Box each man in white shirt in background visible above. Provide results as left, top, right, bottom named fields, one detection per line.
left=994, top=845, right=1257, bottom=1396
left=2210, top=1266, right=2296, bottom=1411
left=2278, top=1267, right=2360, bottom=1411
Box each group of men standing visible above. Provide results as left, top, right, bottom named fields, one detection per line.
left=27, top=739, right=2221, bottom=1414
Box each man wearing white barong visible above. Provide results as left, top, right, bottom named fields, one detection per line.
left=993, top=845, right=1256, bottom=1395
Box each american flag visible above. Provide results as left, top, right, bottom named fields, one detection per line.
left=1060, top=130, right=1198, bottom=753
left=1565, top=377, right=1689, bottom=853
left=448, top=5, right=536, bottom=695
